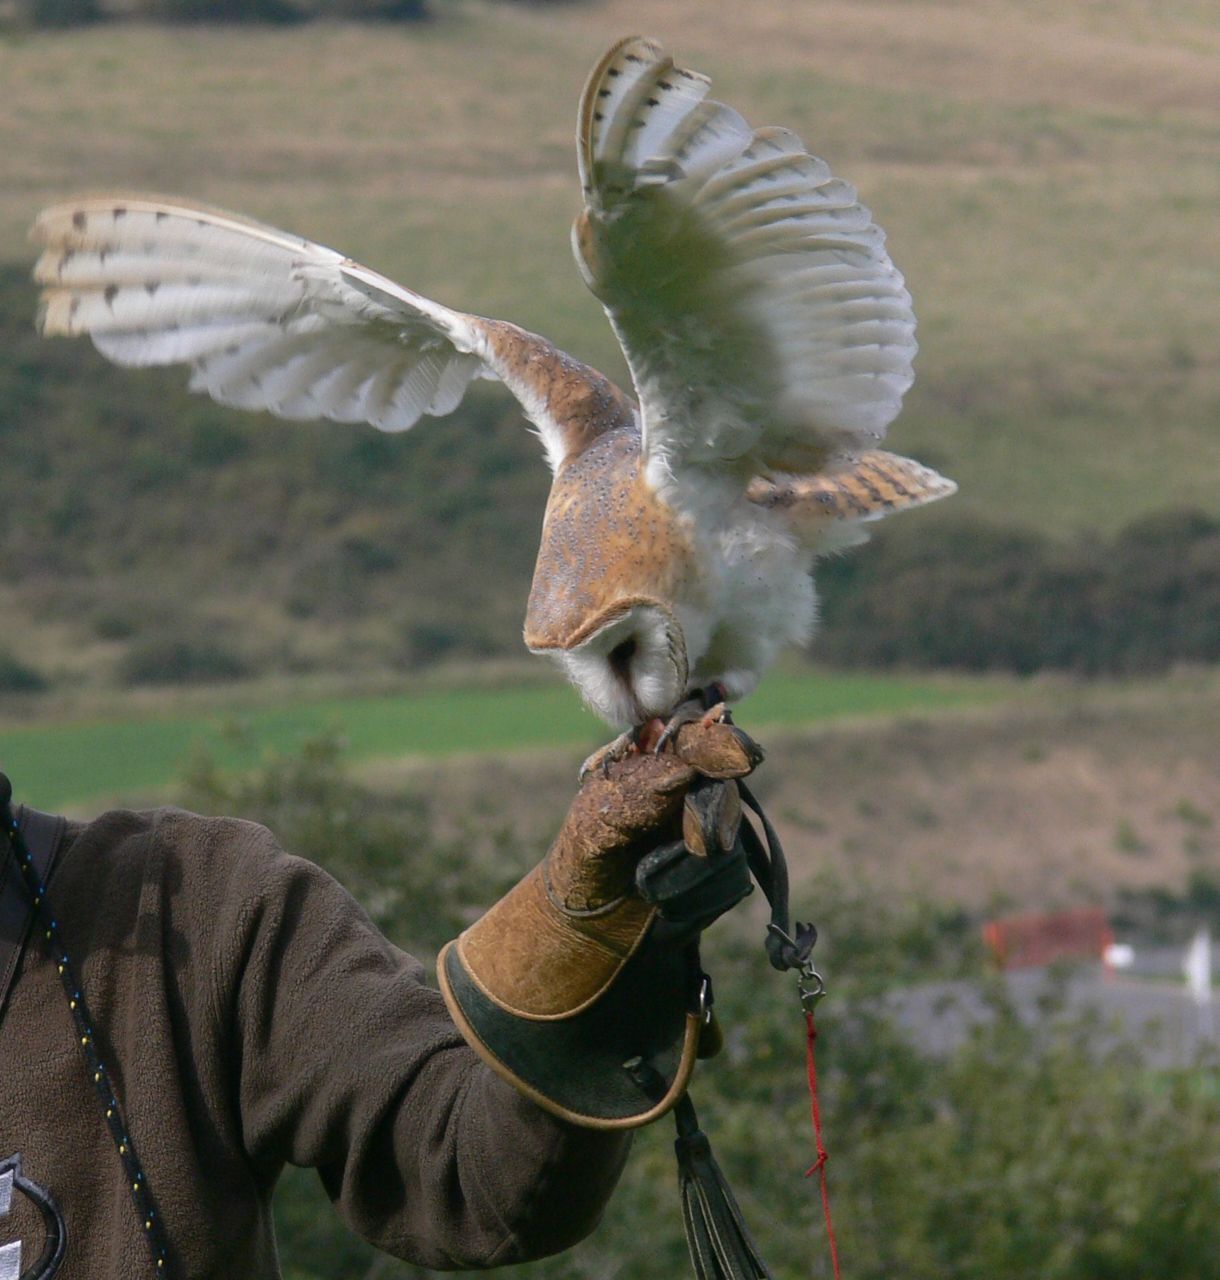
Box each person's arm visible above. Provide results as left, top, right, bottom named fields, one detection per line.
left=207, top=822, right=628, bottom=1269
left=205, top=717, right=755, bottom=1268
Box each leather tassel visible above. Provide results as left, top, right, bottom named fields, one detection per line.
left=674, top=1094, right=773, bottom=1279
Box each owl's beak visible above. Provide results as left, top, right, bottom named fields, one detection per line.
left=536, top=598, right=689, bottom=729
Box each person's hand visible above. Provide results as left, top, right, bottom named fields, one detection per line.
left=540, top=718, right=762, bottom=917
left=437, top=719, right=763, bottom=1128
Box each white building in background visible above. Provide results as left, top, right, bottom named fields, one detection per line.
left=1183, top=927, right=1213, bottom=1039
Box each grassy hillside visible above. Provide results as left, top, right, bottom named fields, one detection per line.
left=0, top=665, right=1000, bottom=808
left=359, top=668, right=1220, bottom=917
left=1, top=0, right=1217, bottom=689
left=9, top=661, right=1210, bottom=915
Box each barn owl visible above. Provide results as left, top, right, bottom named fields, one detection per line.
left=32, top=35, right=954, bottom=744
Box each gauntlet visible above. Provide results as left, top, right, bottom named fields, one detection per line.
left=438, top=720, right=761, bottom=1129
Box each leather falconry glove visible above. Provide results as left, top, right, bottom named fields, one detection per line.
left=438, top=719, right=762, bottom=1129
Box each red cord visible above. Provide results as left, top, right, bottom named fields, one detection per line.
left=804, top=1010, right=843, bottom=1280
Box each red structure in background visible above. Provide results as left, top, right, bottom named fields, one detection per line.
left=982, top=907, right=1114, bottom=970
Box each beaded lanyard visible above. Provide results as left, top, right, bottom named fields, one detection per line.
left=1, top=790, right=173, bottom=1276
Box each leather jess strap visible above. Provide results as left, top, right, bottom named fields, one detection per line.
left=0, top=791, right=67, bottom=1023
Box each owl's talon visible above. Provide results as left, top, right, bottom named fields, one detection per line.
left=654, top=687, right=723, bottom=755
left=579, top=728, right=642, bottom=783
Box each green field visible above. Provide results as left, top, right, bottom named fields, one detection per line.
left=0, top=669, right=997, bottom=810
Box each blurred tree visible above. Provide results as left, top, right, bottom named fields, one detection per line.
left=143, top=0, right=303, bottom=22
left=23, top=0, right=102, bottom=24
left=117, top=635, right=251, bottom=686
left=0, top=649, right=48, bottom=693
left=8, top=0, right=436, bottom=19
left=314, top=0, right=430, bottom=18
left=1101, top=509, right=1220, bottom=673
left=817, top=511, right=1220, bottom=677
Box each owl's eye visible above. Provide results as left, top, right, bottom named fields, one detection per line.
left=608, top=636, right=637, bottom=681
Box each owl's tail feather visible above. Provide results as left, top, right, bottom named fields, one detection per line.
left=746, top=450, right=957, bottom=553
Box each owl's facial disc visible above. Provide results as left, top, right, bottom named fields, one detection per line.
left=558, top=601, right=689, bottom=728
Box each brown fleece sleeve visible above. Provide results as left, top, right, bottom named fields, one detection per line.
left=207, top=820, right=630, bottom=1269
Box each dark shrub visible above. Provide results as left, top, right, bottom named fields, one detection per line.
left=315, top=0, right=430, bottom=17
left=188, top=419, right=250, bottom=469
left=818, top=510, right=1220, bottom=676
left=147, top=0, right=302, bottom=22
left=0, top=651, right=48, bottom=693
left=118, top=636, right=251, bottom=686
left=25, top=0, right=102, bottom=25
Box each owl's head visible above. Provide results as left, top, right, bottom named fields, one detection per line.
left=547, top=599, right=689, bottom=728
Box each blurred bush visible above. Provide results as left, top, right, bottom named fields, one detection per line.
left=0, top=649, right=48, bottom=693
left=143, top=0, right=308, bottom=21
left=23, top=0, right=101, bottom=25
left=10, top=0, right=431, bottom=22
left=1112, top=869, right=1220, bottom=945
left=817, top=511, right=1220, bottom=677
left=314, top=0, right=429, bottom=17
left=117, top=635, right=251, bottom=685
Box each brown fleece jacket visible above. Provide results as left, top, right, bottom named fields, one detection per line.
left=0, top=806, right=629, bottom=1278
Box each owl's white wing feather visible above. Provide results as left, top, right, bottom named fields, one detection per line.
left=31, top=195, right=622, bottom=471
left=574, top=37, right=917, bottom=487
left=31, top=196, right=497, bottom=435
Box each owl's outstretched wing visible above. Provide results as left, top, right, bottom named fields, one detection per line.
left=574, top=37, right=917, bottom=490
left=32, top=195, right=632, bottom=474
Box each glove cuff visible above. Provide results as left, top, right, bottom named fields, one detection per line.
left=448, top=860, right=657, bottom=1019
left=438, top=811, right=707, bottom=1128
left=438, top=925, right=704, bottom=1130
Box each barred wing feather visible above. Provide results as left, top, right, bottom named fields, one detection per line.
left=574, top=37, right=917, bottom=486
left=31, top=195, right=492, bottom=434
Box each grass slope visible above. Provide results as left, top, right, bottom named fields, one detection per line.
left=0, top=667, right=995, bottom=809
left=379, top=668, right=1220, bottom=916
